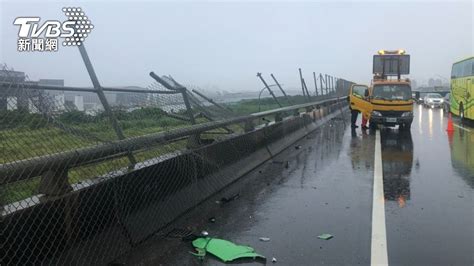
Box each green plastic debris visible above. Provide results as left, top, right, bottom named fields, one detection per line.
left=317, top=234, right=333, bottom=240
left=191, top=237, right=265, bottom=262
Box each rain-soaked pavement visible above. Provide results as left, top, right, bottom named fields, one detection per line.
left=117, top=105, right=473, bottom=265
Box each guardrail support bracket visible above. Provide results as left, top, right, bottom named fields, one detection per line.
left=38, top=169, right=73, bottom=196
left=244, top=120, right=255, bottom=132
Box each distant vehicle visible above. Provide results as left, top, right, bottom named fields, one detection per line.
left=443, top=93, right=451, bottom=113
left=450, top=57, right=473, bottom=121
left=423, top=93, right=444, bottom=108
left=416, top=92, right=427, bottom=104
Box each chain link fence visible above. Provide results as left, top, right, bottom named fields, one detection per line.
left=0, top=61, right=353, bottom=265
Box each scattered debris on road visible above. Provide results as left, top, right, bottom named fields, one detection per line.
left=220, top=193, right=240, bottom=204
left=317, top=234, right=333, bottom=240
left=191, top=237, right=265, bottom=262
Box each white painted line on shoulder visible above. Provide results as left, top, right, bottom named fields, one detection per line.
left=453, top=124, right=472, bottom=132
left=371, top=130, right=389, bottom=266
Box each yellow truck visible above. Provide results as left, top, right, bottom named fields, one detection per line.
left=350, top=50, right=414, bottom=130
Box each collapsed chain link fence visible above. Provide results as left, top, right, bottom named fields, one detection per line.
left=0, top=62, right=353, bottom=265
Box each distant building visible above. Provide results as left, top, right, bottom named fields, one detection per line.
left=39, top=79, right=65, bottom=111
left=74, top=95, right=84, bottom=111
left=115, top=86, right=148, bottom=107
left=0, top=69, right=27, bottom=111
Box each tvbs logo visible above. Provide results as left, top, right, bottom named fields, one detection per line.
left=13, top=7, right=94, bottom=52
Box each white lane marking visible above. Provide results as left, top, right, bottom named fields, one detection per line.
left=453, top=124, right=472, bottom=132
left=371, top=130, right=389, bottom=266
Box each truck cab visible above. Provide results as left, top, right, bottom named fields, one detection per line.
left=369, top=78, right=414, bottom=130
left=352, top=49, right=414, bottom=130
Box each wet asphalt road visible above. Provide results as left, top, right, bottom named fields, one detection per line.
left=119, top=106, right=473, bottom=266
left=384, top=105, right=473, bottom=265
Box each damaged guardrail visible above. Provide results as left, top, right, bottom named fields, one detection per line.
left=0, top=96, right=346, bottom=186
left=1, top=95, right=348, bottom=266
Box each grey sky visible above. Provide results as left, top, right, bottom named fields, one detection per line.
left=1, top=1, right=473, bottom=91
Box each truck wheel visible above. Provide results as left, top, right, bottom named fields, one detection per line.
left=369, top=122, right=377, bottom=131
left=401, top=122, right=411, bottom=131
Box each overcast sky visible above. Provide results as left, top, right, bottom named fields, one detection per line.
left=1, top=0, right=472, bottom=92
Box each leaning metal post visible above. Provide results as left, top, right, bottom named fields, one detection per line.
left=148, top=72, right=196, bottom=125
left=325, top=74, right=329, bottom=95
left=319, top=73, right=324, bottom=96
left=298, top=68, right=308, bottom=99
left=313, top=72, right=319, bottom=97
left=181, top=89, right=196, bottom=125
left=77, top=45, right=137, bottom=166
left=302, top=78, right=311, bottom=100
left=256, top=73, right=282, bottom=108
left=149, top=72, right=200, bottom=147
left=270, top=74, right=291, bottom=105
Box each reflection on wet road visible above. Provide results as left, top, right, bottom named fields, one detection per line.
left=121, top=107, right=473, bottom=265
left=383, top=105, right=473, bottom=266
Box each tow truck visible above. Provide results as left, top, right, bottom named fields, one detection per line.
left=351, top=50, right=414, bottom=130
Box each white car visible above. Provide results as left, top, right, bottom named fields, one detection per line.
left=423, top=93, right=444, bottom=108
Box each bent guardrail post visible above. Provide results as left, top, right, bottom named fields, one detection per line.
left=256, top=73, right=282, bottom=108
left=78, top=44, right=136, bottom=165
left=149, top=72, right=201, bottom=147
left=319, top=73, right=325, bottom=96
left=298, top=68, right=311, bottom=101
left=313, top=72, right=319, bottom=97
left=270, top=74, right=291, bottom=105
left=325, top=74, right=329, bottom=95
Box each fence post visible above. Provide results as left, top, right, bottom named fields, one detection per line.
left=37, top=168, right=72, bottom=196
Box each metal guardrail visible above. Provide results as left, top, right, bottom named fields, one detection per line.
left=0, top=96, right=346, bottom=184
left=0, top=81, right=180, bottom=94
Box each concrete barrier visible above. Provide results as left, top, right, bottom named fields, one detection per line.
left=1, top=101, right=347, bottom=265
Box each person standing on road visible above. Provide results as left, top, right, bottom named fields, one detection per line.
left=351, top=109, right=359, bottom=128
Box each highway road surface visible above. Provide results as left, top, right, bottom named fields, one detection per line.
left=117, top=105, right=473, bottom=266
